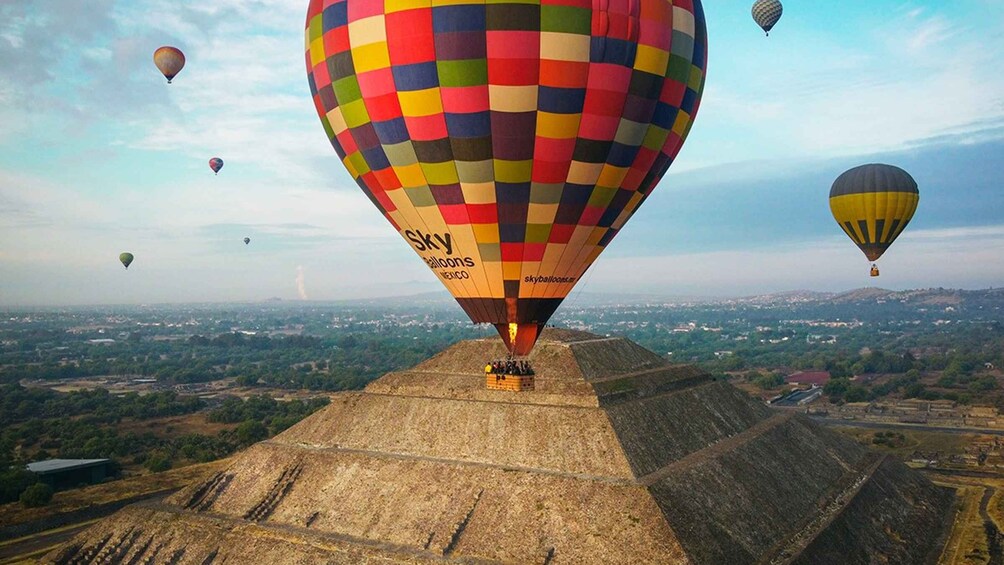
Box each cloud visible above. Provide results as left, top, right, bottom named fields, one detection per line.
left=685, top=2, right=1004, bottom=171
left=584, top=224, right=1004, bottom=297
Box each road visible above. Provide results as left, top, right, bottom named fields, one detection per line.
left=0, top=520, right=98, bottom=564
left=811, top=417, right=1004, bottom=437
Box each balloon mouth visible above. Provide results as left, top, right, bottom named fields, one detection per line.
left=495, top=323, right=543, bottom=357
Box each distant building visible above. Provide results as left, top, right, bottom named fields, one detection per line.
left=785, top=371, right=831, bottom=387
left=87, top=339, right=116, bottom=345
left=770, top=386, right=823, bottom=407
left=26, top=459, right=112, bottom=489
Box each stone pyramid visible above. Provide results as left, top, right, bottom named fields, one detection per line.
left=45, top=329, right=954, bottom=564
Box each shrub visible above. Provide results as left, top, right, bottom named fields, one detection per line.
left=20, top=483, right=53, bottom=507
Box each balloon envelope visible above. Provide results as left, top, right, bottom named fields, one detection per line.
left=153, top=46, right=185, bottom=83
left=751, top=0, right=783, bottom=35
left=829, top=164, right=919, bottom=263
left=209, top=157, right=224, bottom=174
left=305, top=0, right=708, bottom=354
left=119, top=252, right=134, bottom=269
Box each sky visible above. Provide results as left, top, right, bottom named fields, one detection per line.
left=0, top=0, right=1002, bottom=306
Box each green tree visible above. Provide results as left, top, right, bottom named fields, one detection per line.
left=19, top=483, right=53, bottom=507
left=0, top=469, right=38, bottom=504
left=235, top=420, right=268, bottom=446
left=145, top=452, right=172, bottom=473
left=824, top=378, right=850, bottom=401
left=845, top=386, right=870, bottom=403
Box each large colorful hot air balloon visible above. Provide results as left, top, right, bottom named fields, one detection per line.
left=829, top=164, right=919, bottom=277
left=305, top=0, right=707, bottom=355
left=751, top=0, right=783, bottom=36
left=119, top=252, right=134, bottom=269
left=153, top=46, right=186, bottom=83
left=209, top=157, right=224, bottom=175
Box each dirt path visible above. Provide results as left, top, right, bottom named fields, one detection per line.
left=980, top=486, right=1003, bottom=565
left=0, top=520, right=97, bottom=564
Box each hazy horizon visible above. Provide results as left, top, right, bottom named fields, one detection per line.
left=3, top=283, right=1001, bottom=310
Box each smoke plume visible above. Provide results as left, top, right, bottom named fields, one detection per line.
left=296, top=265, right=308, bottom=300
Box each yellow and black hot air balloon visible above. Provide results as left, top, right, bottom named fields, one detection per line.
left=829, top=164, right=919, bottom=277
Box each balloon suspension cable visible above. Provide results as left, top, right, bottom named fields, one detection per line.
left=565, top=263, right=598, bottom=318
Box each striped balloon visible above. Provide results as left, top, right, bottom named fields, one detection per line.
left=305, top=0, right=708, bottom=355
left=751, top=0, right=782, bottom=36
left=829, top=164, right=919, bottom=267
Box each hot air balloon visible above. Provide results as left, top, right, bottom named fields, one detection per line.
left=153, top=46, right=185, bottom=83
left=305, top=0, right=707, bottom=355
left=244, top=237, right=251, bottom=245
left=119, top=252, right=134, bottom=269
left=209, top=157, right=224, bottom=175
left=751, top=0, right=783, bottom=36
left=829, top=164, right=919, bottom=277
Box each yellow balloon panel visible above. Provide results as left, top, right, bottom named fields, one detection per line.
left=829, top=192, right=919, bottom=261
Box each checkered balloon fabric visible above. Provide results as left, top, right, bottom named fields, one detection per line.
left=751, top=0, right=782, bottom=34
left=305, top=0, right=708, bottom=354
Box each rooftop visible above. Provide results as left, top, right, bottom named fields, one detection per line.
left=785, top=371, right=831, bottom=386
left=26, top=459, right=110, bottom=474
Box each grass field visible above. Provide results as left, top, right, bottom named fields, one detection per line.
left=937, top=483, right=988, bottom=565
left=114, top=412, right=234, bottom=438
left=832, top=426, right=981, bottom=461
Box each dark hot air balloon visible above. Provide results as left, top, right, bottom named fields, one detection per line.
left=209, top=157, right=224, bottom=175
left=244, top=237, right=251, bottom=245
left=751, top=0, right=783, bottom=36
left=153, top=46, right=185, bottom=83
left=119, top=252, right=134, bottom=269
left=305, top=0, right=708, bottom=355
left=829, top=164, right=919, bottom=277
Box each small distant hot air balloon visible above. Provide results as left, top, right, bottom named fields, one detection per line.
left=153, top=46, right=185, bottom=83
left=829, top=164, right=919, bottom=277
left=243, top=237, right=251, bottom=245
left=209, top=157, right=224, bottom=175
left=119, top=252, right=134, bottom=269
left=305, top=0, right=709, bottom=355
left=752, top=0, right=783, bottom=36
